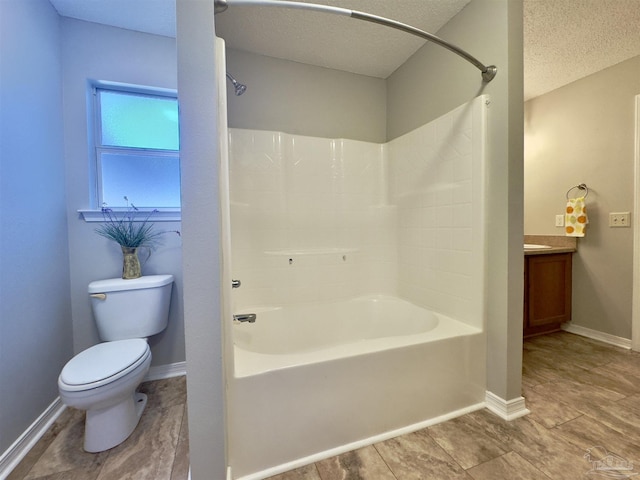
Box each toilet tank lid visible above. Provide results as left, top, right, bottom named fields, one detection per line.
left=88, top=274, right=174, bottom=293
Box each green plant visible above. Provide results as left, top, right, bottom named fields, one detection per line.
left=95, top=198, right=178, bottom=248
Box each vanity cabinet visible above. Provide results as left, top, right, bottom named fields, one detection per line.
left=523, top=252, right=572, bottom=337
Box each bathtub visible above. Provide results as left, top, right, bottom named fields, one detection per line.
left=228, top=295, right=486, bottom=479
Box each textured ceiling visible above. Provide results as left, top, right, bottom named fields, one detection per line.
left=524, top=0, right=640, bottom=100
left=48, top=0, right=640, bottom=100
left=213, top=0, right=471, bottom=78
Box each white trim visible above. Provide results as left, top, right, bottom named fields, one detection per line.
left=484, top=391, right=530, bottom=421
left=232, top=402, right=486, bottom=480
left=92, top=79, right=177, bottom=98
left=0, top=398, right=66, bottom=480
left=633, top=95, right=640, bottom=352
left=78, top=209, right=181, bottom=223
left=562, top=322, right=632, bottom=350
left=145, top=361, right=187, bottom=382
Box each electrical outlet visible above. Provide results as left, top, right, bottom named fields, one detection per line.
left=609, top=212, right=631, bottom=227
left=555, top=214, right=564, bottom=227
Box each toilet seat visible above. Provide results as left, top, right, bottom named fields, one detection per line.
left=59, top=339, right=150, bottom=392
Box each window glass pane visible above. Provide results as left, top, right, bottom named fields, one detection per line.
left=100, top=152, right=181, bottom=208
left=99, top=90, right=179, bottom=150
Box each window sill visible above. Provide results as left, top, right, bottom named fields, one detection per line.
left=79, top=209, right=181, bottom=223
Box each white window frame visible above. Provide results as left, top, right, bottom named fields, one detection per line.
left=80, top=81, right=181, bottom=222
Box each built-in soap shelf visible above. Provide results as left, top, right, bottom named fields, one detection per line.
left=264, top=248, right=358, bottom=256
left=264, top=248, right=358, bottom=265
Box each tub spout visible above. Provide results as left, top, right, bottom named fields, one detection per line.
left=234, top=313, right=257, bottom=323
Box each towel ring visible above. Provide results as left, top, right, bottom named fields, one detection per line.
left=566, top=183, right=589, bottom=199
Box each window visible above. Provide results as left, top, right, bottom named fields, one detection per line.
left=92, top=84, right=180, bottom=210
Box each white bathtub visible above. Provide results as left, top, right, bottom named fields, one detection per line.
left=234, top=295, right=477, bottom=376
left=228, top=295, right=486, bottom=479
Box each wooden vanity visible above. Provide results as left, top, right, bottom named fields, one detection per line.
left=523, top=236, right=576, bottom=337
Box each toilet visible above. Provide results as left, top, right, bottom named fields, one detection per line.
left=58, top=274, right=174, bottom=452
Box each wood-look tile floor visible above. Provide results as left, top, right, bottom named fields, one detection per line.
left=9, top=332, right=640, bottom=480
left=8, top=376, right=189, bottom=480
left=267, top=332, right=640, bottom=480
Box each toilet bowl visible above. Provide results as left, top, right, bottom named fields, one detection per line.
left=58, top=339, right=152, bottom=452
left=58, top=274, right=173, bottom=452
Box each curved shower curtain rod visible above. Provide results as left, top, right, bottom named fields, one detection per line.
left=214, top=0, right=497, bottom=83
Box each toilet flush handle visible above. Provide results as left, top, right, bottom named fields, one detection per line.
left=90, top=293, right=107, bottom=300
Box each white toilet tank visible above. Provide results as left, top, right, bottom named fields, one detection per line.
left=88, top=274, right=174, bottom=341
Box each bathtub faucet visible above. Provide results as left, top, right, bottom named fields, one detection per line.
left=234, top=313, right=257, bottom=323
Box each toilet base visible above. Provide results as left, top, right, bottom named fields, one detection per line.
left=84, top=391, right=148, bottom=453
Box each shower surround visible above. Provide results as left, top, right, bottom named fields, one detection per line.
left=227, top=96, right=488, bottom=479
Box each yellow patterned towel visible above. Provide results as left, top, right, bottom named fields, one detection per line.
left=565, top=197, right=588, bottom=237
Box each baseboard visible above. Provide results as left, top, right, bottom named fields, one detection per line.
left=145, top=361, right=187, bottom=381
left=562, top=323, right=632, bottom=349
left=0, top=398, right=66, bottom=480
left=485, top=391, right=530, bottom=421
left=0, top=362, right=185, bottom=480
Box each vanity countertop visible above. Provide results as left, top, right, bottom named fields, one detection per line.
left=524, top=235, right=577, bottom=256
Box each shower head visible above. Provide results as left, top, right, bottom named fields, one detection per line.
left=234, top=82, right=247, bottom=96
left=226, top=72, right=247, bottom=96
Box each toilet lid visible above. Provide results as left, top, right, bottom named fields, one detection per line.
left=60, top=339, right=150, bottom=389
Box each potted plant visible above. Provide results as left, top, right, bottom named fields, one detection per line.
left=95, top=198, right=178, bottom=279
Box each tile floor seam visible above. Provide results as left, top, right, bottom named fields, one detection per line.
left=424, top=425, right=483, bottom=473
left=547, top=412, right=586, bottom=429
left=461, top=449, right=511, bottom=472
left=311, top=462, right=322, bottom=480
left=463, top=451, right=554, bottom=480
left=371, top=443, right=399, bottom=480
left=169, top=403, right=189, bottom=480
left=580, top=408, right=640, bottom=438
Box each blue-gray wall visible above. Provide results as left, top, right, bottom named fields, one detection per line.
left=60, top=18, right=184, bottom=367
left=0, top=0, right=185, bottom=459
left=0, top=0, right=73, bottom=455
